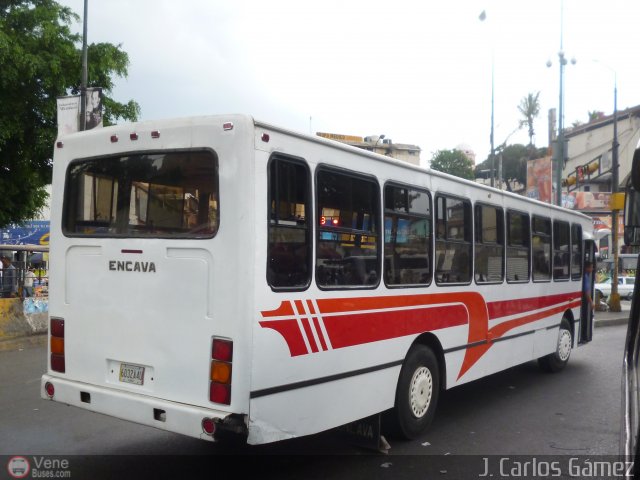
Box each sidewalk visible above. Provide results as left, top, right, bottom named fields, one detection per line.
left=593, top=303, right=631, bottom=328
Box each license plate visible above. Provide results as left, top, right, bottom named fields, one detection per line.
left=119, top=363, right=145, bottom=386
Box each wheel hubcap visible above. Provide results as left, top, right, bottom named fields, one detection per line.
left=409, top=366, right=432, bottom=418
left=558, top=329, right=572, bottom=361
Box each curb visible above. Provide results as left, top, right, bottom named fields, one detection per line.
left=594, top=317, right=629, bottom=328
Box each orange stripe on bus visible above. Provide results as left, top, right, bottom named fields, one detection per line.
left=260, top=293, right=581, bottom=381
left=456, top=299, right=582, bottom=380
left=261, top=301, right=294, bottom=318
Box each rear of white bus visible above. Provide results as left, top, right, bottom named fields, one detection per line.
left=41, top=115, right=256, bottom=442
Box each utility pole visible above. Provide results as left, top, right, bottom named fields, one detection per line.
left=79, top=0, right=88, bottom=131
left=547, top=0, right=575, bottom=206
left=609, top=72, right=621, bottom=312
left=479, top=10, right=495, bottom=188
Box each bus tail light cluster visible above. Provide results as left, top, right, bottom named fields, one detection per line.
left=210, top=338, right=233, bottom=405
left=50, top=318, right=65, bottom=373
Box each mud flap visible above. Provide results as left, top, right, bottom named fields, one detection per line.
left=336, top=414, right=391, bottom=453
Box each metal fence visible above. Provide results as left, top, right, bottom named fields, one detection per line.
left=1, top=265, right=48, bottom=299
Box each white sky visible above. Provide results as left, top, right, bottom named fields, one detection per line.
left=58, top=0, right=640, bottom=168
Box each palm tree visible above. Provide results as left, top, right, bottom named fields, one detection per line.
left=518, top=92, right=541, bottom=147
left=588, top=110, right=605, bottom=122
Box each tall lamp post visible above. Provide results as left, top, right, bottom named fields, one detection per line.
left=79, top=0, right=89, bottom=131
left=479, top=10, right=495, bottom=188
left=546, top=1, right=575, bottom=206
left=546, top=50, right=576, bottom=206
left=594, top=61, right=620, bottom=311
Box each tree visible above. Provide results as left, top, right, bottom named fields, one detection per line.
left=475, top=144, right=547, bottom=192
left=517, top=91, right=540, bottom=147
left=0, top=0, right=140, bottom=227
left=429, top=149, right=475, bottom=180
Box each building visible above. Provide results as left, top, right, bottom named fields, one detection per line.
left=456, top=143, right=476, bottom=165
left=564, top=105, right=640, bottom=194
left=316, top=132, right=422, bottom=166
left=562, top=105, right=640, bottom=258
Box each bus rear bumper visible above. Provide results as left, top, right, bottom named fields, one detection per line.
left=40, top=374, right=233, bottom=442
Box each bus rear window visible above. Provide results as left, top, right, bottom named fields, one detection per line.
left=63, top=151, right=219, bottom=238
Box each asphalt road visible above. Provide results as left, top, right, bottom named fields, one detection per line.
left=0, top=324, right=627, bottom=479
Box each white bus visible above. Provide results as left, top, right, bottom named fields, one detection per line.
left=41, top=114, right=595, bottom=445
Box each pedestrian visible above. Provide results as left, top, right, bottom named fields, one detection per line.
left=0, top=253, right=17, bottom=298
left=583, top=261, right=595, bottom=311
left=23, top=267, right=36, bottom=298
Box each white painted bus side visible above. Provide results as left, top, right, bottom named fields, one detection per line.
left=41, top=114, right=593, bottom=445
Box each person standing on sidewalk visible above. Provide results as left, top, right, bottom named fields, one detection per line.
left=23, top=267, right=36, bottom=298
left=0, top=253, right=17, bottom=298
left=583, top=261, right=596, bottom=311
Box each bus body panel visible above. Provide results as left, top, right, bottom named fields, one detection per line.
left=44, top=116, right=258, bottom=439
left=243, top=124, right=589, bottom=441
left=42, top=114, right=594, bottom=444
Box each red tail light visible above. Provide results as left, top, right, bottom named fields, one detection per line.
left=212, top=339, right=233, bottom=362
left=210, top=337, right=232, bottom=405
left=45, top=381, right=55, bottom=398
left=210, top=383, right=231, bottom=404
left=50, top=318, right=65, bottom=373
left=202, top=418, right=216, bottom=436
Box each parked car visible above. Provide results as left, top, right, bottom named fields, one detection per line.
left=594, top=276, right=636, bottom=300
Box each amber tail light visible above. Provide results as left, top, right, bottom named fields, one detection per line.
left=209, top=338, right=232, bottom=405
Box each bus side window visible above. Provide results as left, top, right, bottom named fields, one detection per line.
left=553, top=220, right=570, bottom=280
left=435, top=195, right=472, bottom=285
left=474, top=204, right=504, bottom=284
left=316, top=168, right=380, bottom=289
left=383, top=184, right=432, bottom=287
left=532, top=216, right=551, bottom=282
left=571, top=224, right=583, bottom=280
left=506, top=210, right=530, bottom=282
left=267, top=156, right=311, bottom=289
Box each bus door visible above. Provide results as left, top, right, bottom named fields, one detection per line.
left=579, top=240, right=596, bottom=344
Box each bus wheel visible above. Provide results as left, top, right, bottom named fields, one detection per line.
left=539, top=318, right=572, bottom=373
left=387, top=344, right=440, bottom=440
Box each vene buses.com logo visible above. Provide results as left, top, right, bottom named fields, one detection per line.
left=7, top=456, right=30, bottom=479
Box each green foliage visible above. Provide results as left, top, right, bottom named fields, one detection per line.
left=475, top=144, right=548, bottom=191
left=429, top=149, right=475, bottom=180
left=0, top=0, right=140, bottom=227
left=588, top=110, right=605, bottom=123
left=517, top=91, right=540, bottom=146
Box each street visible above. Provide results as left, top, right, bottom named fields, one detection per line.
left=0, top=324, right=626, bottom=478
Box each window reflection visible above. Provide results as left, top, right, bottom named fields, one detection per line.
left=64, top=151, right=219, bottom=238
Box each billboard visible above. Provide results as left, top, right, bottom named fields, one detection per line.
left=57, top=88, right=103, bottom=137
left=0, top=221, right=50, bottom=246
left=56, top=95, right=80, bottom=136
left=563, top=191, right=611, bottom=211
left=592, top=214, right=623, bottom=236
left=85, top=87, right=103, bottom=130
left=526, top=156, right=553, bottom=203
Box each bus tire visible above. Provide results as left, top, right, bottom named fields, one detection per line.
left=387, top=344, right=440, bottom=440
left=538, top=318, right=572, bottom=373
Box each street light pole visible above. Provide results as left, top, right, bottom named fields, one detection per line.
left=80, top=0, right=88, bottom=132
left=547, top=0, right=575, bottom=206
left=546, top=49, right=574, bottom=206
left=491, top=55, right=496, bottom=189
left=556, top=51, right=565, bottom=206
left=590, top=60, right=620, bottom=311
left=479, top=10, right=495, bottom=188
left=610, top=70, right=621, bottom=311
